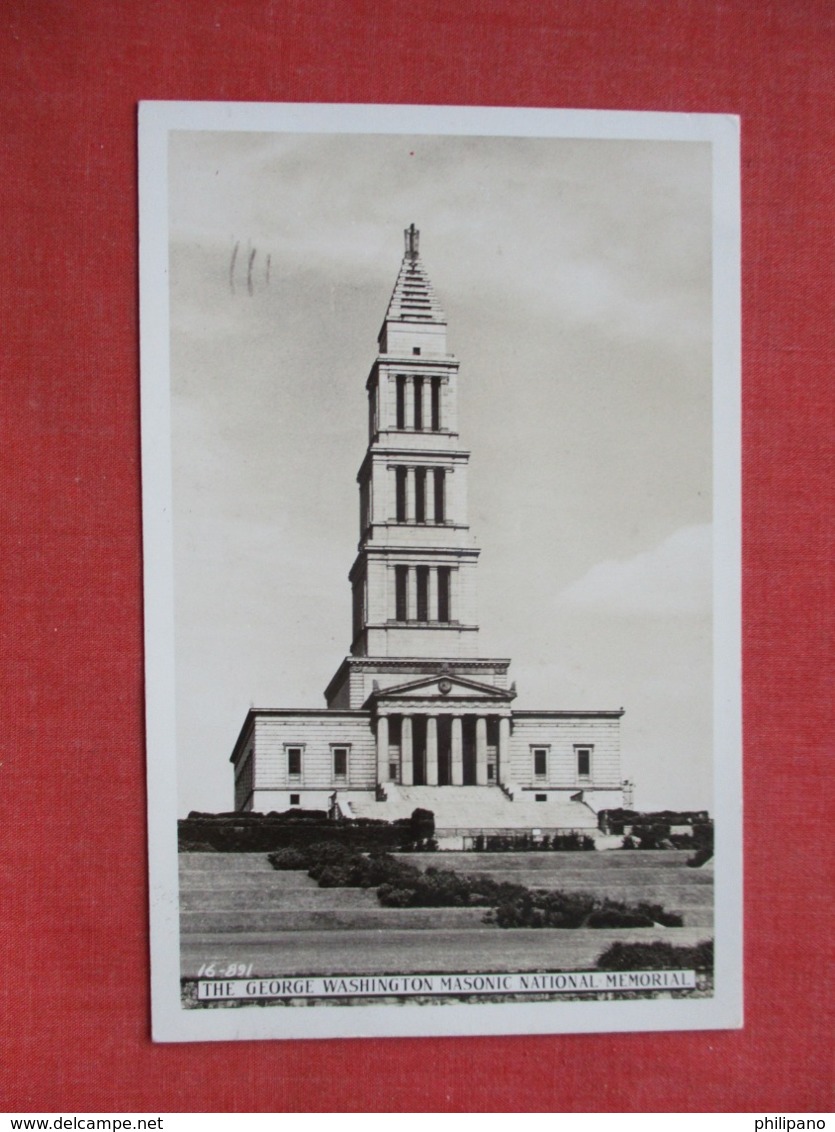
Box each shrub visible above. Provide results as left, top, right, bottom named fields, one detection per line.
left=586, top=909, right=656, bottom=928
left=550, top=832, right=596, bottom=851
left=265, top=842, right=683, bottom=930
left=266, top=847, right=308, bottom=870
left=596, top=939, right=713, bottom=973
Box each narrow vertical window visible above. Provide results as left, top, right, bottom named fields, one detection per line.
left=416, top=565, right=429, bottom=621
left=287, top=747, right=302, bottom=778
left=433, top=469, right=445, bottom=523
left=437, top=566, right=451, bottom=622
left=352, top=579, right=363, bottom=640
left=395, top=466, right=407, bottom=523
left=431, top=377, right=441, bottom=431
left=414, top=376, right=423, bottom=430
left=359, top=479, right=369, bottom=532
left=395, top=565, right=408, bottom=621
left=533, top=748, right=548, bottom=779
left=576, top=746, right=592, bottom=778
left=396, top=375, right=406, bottom=429
left=415, top=467, right=426, bottom=523
left=333, top=746, right=348, bottom=778
left=368, top=382, right=377, bottom=438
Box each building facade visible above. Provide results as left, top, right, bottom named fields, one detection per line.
left=230, top=226, right=625, bottom=834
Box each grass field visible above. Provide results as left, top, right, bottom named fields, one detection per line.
left=179, top=849, right=713, bottom=984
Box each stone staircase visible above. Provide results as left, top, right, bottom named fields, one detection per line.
left=345, top=784, right=598, bottom=832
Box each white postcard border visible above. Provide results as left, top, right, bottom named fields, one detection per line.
left=139, top=101, right=741, bottom=1043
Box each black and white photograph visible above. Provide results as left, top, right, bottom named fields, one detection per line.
left=140, top=102, right=741, bottom=1043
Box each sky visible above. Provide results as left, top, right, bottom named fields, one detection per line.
left=167, top=128, right=715, bottom=815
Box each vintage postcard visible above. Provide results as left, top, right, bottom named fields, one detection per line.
left=140, top=102, right=741, bottom=1042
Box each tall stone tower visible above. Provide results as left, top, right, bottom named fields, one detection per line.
left=232, top=226, right=623, bottom=821
left=325, top=225, right=511, bottom=710
left=325, top=225, right=516, bottom=788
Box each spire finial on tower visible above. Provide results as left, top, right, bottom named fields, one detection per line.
left=404, top=223, right=419, bottom=260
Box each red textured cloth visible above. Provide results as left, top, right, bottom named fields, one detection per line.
left=1, top=0, right=832, bottom=1113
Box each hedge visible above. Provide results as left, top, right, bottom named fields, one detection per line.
left=267, top=842, right=684, bottom=928
left=596, top=939, right=713, bottom=973
left=179, top=808, right=435, bottom=853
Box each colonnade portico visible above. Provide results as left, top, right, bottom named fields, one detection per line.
left=375, top=707, right=512, bottom=787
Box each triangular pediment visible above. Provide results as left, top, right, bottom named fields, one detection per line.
left=365, top=671, right=515, bottom=708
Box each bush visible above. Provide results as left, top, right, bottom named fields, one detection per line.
left=265, top=842, right=683, bottom=930
left=596, top=939, right=713, bottom=973
left=266, top=847, right=308, bottom=870
left=586, top=909, right=656, bottom=928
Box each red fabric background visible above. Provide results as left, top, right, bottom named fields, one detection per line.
left=1, top=0, right=832, bottom=1113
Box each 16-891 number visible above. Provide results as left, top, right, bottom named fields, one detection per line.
left=197, top=962, right=254, bottom=978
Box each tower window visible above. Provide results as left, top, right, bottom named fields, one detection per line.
left=332, top=746, right=349, bottom=778
left=395, top=565, right=408, bottom=621
left=533, top=747, right=548, bottom=779
left=431, top=378, right=441, bottom=431
left=396, top=375, right=406, bottom=429
left=416, top=565, right=429, bottom=621
left=415, top=468, right=426, bottom=523
left=414, top=376, right=423, bottom=430
left=576, top=746, right=592, bottom=779
left=413, top=347, right=421, bottom=355
left=437, top=566, right=451, bottom=622
left=287, top=747, right=303, bottom=778
left=368, top=382, right=377, bottom=438
left=395, top=466, right=407, bottom=523
left=433, top=469, right=445, bottom=523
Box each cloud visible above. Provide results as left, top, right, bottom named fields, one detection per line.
left=560, top=524, right=711, bottom=617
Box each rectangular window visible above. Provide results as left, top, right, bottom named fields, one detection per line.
left=415, top=467, right=426, bottom=523
left=437, top=566, right=451, bottom=622
left=388, top=762, right=398, bottom=782
left=395, top=466, right=407, bottom=523
left=352, top=577, right=364, bottom=641
left=576, top=746, right=592, bottom=778
left=289, top=794, right=300, bottom=806
left=412, top=347, right=421, bottom=356
left=395, top=565, right=408, bottom=621
left=416, top=565, right=429, bottom=621
left=414, top=376, right=423, bottom=429
left=433, top=469, right=445, bottom=523
left=396, top=375, right=406, bottom=429
left=287, top=747, right=302, bottom=778
left=431, top=377, right=441, bottom=430
left=332, top=746, right=348, bottom=778
left=535, top=793, right=547, bottom=802
left=487, top=763, right=495, bottom=781
left=533, top=747, right=548, bottom=778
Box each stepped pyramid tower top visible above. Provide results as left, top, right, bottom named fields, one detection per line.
left=324, top=226, right=512, bottom=710
left=379, top=224, right=447, bottom=329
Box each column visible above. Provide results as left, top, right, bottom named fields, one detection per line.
left=376, top=715, right=389, bottom=784
left=427, top=469, right=436, bottom=524
left=475, top=716, right=488, bottom=785
left=451, top=716, right=463, bottom=785
left=440, top=377, right=452, bottom=433
left=405, top=467, right=415, bottom=523
left=428, top=566, right=438, bottom=622
left=421, top=377, right=432, bottom=433
left=498, top=716, right=511, bottom=785
left=401, top=716, right=413, bottom=786
left=404, top=376, right=415, bottom=429
left=406, top=565, right=417, bottom=621
left=425, top=716, right=438, bottom=785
